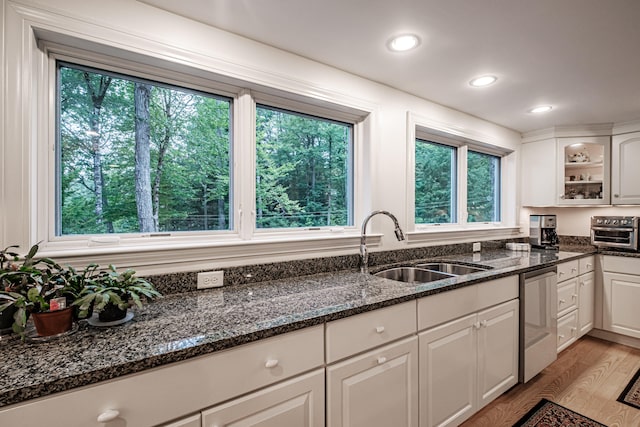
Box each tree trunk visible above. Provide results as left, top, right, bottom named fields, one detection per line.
left=134, top=83, right=155, bottom=232
left=82, top=73, right=113, bottom=233
left=152, top=89, right=173, bottom=231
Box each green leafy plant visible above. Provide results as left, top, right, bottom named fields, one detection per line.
left=0, top=243, right=67, bottom=334
left=73, top=265, right=162, bottom=319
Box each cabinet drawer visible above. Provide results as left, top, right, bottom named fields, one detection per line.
left=557, top=278, right=578, bottom=317
left=418, top=276, right=518, bottom=331
left=0, top=326, right=324, bottom=427
left=202, top=368, right=324, bottom=427
left=579, top=256, right=594, bottom=275
left=557, top=260, right=579, bottom=282
left=557, top=311, right=578, bottom=353
left=326, top=301, right=416, bottom=363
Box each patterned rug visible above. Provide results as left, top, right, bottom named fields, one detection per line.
left=618, top=367, right=640, bottom=410
left=513, top=398, right=606, bottom=427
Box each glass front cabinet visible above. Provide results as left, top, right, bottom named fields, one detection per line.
left=557, top=136, right=610, bottom=205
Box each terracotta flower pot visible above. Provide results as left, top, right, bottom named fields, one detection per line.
left=31, top=307, right=74, bottom=336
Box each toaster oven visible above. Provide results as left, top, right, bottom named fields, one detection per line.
left=591, top=216, right=639, bottom=250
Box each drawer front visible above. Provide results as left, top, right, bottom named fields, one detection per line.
left=0, top=326, right=324, bottom=427
left=557, top=278, right=578, bottom=317
left=418, top=275, right=518, bottom=331
left=557, top=260, right=579, bottom=282
left=579, top=256, right=595, bottom=275
left=326, top=301, right=416, bottom=363
left=557, top=311, right=578, bottom=353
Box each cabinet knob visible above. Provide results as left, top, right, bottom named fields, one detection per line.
left=375, top=326, right=385, bottom=334
left=480, top=320, right=488, bottom=328
left=265, top=359, right=279, bottom=369
left=473, top=322, right=481, bottom=329
left=97, top=409, right=120, bottom=423
left=559, top=271, right=565, bottom=276
left=572, top=294, right=577, bottom=300
left=558, top=334, right=565, bottom=340
left=571, top=268, right=577, bottom=273
left=614, top=194, right=619, bottom=198
left=559, top=299, right=566, bottom=305
left=377, top=356, right=387, bottom=365
left=587, top=263, right=592, bottom=268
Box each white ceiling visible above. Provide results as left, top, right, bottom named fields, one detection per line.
left=140, top=0, right=640, bottom=133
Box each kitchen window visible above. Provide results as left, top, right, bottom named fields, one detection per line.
left=255, top=105, right=353, bottom=229
left=408, top=117, right=511, bottom=236
left=56, top=62, right=233, bottom=236
left=415, top=139, right=457, bottom=224
left=467, top=150, right=501, bottom=223
left=26, top=36, right=368, bottom=270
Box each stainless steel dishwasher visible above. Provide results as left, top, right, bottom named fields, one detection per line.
left=519, top=266, right=558, bottom=383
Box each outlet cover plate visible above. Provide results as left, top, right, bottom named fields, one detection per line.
left=197, top=271, right=224, bottom=289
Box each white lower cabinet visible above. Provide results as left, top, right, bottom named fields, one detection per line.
left=418, top=299, right=519, bottom=427
left=161, top=414, right=202, bottom=427
left=603, top=271, right=640, bottom=339
left=578, top=271, right=595, bottom=337
left=327, top=336, right=419, bottom=427
left=556, top=257, right=595, bottom=352
left=202, top=368, right=324, bottom=427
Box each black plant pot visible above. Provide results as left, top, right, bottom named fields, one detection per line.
left=0, top=304, right=17, bottom=331
left=98, top=303, right=128, bottom=322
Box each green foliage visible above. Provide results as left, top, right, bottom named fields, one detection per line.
left=467, top=150, right=500, bottom=222
left=73, top=265, right=162, bottom=319
left=415, top=140, right=456, bottom=224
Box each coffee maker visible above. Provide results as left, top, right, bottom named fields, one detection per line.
left=530, top=214, right=559, bottom=250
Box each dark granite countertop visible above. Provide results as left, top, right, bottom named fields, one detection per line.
left=0, top=247, right=596, bottom=408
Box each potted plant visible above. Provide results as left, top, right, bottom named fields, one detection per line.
left=74, top=264, right=161, bottom=323
left=0, top=243, right=72, bottom=336
left=0, top=245, right=20, bottom=331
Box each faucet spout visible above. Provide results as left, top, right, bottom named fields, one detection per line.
left=360, top=210, right=405, bottom=274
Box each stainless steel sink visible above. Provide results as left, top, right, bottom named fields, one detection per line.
left=373, top=267, right=454, bottom=283
left=415, top=262, right=489, bottom=275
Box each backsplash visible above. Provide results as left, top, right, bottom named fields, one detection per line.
left=146, top=238, right=529, bottom=295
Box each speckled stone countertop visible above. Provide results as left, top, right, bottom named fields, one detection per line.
left=0, top=247, right=596, bottom=408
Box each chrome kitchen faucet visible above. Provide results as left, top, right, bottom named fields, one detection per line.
left=360, top=210, right=405, bottom=274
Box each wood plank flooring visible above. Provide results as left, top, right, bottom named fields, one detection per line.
left=462, top=336, right=640, bottom=427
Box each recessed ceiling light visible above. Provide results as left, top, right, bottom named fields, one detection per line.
left=529, top=105, right=553, bottom=113
left=469, top=75, right=497, bottom=87
left=387, top=34, right=420, bottom=52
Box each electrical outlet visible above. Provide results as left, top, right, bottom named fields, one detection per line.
left=473, top=242, right=481, bottom=252
left=197, top=271, right=224, bottom=289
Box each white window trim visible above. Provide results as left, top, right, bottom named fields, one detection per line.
left=4, top=5, right=378, bottom=272
left=406, top=111, right=519, bottom=243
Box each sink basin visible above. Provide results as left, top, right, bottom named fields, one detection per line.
left=415, top=262, right=489, bottom=275
left=373, top=267, right=454, bottom=283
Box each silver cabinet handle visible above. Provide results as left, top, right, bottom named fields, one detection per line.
left=375, top=326, right=385, bottom=333
left=265, top=359, right=279, bottom=369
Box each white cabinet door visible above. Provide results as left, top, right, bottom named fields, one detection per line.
left=419, top=314, right=477, bottom=427
left=521, top=138, right=557, bottom=206
left=477, top=300, right=519, bottom=408
left=612, top=132, right=640, bottom=204
left=578, top=272, right=595, bottom=337
left=556, top=136, right=610, bottom=205
left=161, top=414, right=201, bottom=427
left=327, top=336, right=418, bottom=427
left=202, top=369, right=324, bottom=427
left=603, top=272, right=640, bottom=339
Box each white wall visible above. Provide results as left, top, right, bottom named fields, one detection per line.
left=1, top=0, right=522, bottom=272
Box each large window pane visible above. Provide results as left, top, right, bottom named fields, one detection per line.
left=57, top=62, right=232, bottom=235
left=255, top=105, right=353, bottom=228
left=467, top=150, right=501, bottom=222
left=415, top=139, right=457, bottom=224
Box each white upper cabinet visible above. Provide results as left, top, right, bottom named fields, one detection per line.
left=612, top=132, right=640, bottom=205
left=521, top=135, right=610, bottom=206
left=557, top=136, right=610, bottom=205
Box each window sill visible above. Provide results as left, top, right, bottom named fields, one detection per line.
left=406, top=225, right=524, bottom=245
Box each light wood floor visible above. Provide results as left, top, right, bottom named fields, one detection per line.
left=462, top=336, right=640, bottom=427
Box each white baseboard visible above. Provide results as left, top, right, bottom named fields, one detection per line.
left=588, top=328, right=640, bottom=350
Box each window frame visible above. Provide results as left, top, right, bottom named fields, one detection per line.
left=16, top=29, right=372, bottom=272
left=406, top=112, right=517, bottom=243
